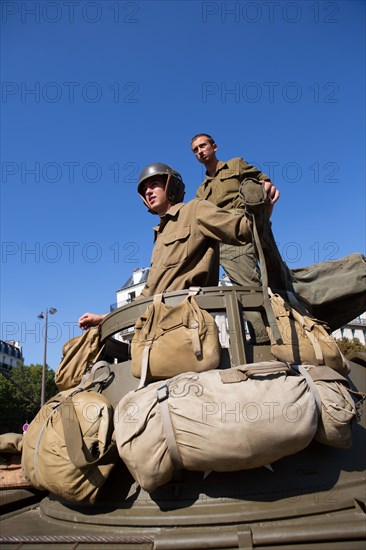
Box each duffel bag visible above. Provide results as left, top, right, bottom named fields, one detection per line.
left=22, top=362, right=117, bottom=503
left=115, top=361, right=319, bottom=493
left=131, top=287, right=221, bottom=387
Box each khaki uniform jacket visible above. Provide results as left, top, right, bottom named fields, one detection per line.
left=196, top=158, right=269, bottom=211
left=140, top=199, right=252, bottom=298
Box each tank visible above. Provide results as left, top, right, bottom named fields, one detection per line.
left=1, top=286, right=366, bottom=549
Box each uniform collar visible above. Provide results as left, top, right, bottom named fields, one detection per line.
left=204, top=160, right=228, bottom=182
left=153, top=202, right=185, bottom=239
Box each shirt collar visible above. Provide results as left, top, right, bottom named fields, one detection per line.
left=153, top=202, right=185, bottom=239
left=204, top=160, right=228, bottom=181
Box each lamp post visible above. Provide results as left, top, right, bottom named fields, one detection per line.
left=37, top=307, right=57, bottom=407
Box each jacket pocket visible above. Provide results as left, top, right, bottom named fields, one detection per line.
left=162, top=226, right=190, bottom=267
left=219, top=169, right=242, bottom=196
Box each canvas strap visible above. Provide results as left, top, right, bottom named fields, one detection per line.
left=220, top=361, right=290, bottom=383
left=291, top=364, right=322, bottom=415
left=138, top=340, right=153, bottom=389
left=251, top=216, right=281, bottom=342
left=157, top=384, right=183, bottom=471
left=59, top=398, right=115, bottom=470
left=76, top=360, right=112, bottom=392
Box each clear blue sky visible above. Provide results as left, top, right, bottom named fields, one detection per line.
left=1, top=0, right=365, bottom=371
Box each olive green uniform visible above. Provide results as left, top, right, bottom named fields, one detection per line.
left=196, top=158, right=270, bottom=342
left=140, top=199, right=252, bottom=298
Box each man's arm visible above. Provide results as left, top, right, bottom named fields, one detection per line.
left=196, top=179, right=279, bottom=244
left=238, top=157, right=270, bottom=182
left=78, top=312, right=107, bottom=330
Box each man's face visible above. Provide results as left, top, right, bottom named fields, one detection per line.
left=191, top=136, right=217, bottom=164
left=142, top=175, right=170, bottom=215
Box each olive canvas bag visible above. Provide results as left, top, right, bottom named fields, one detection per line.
left=131, top=288, right=221, bottom=387
left=55, top=327, right=103, bottom=390
left=22, top=362, right=117, bottom=503
left=267, top=290, right=350, bottom=377
left=250, top=215, right=350, bottom=377
left=295, top=364, right=364, bottom=449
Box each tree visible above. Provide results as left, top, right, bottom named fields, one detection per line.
left=336, top=337, right=366, bottom=358
left=0, top=363, right=58, bottom=434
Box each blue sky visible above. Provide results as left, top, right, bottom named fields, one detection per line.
left=1, top=0, right=365, bottom=371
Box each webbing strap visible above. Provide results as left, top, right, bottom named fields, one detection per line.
left=157, top=384, right=183, bottom=471
left=33, top=417, right=49, bottom=484
left=293, top=364, right=322, bottom=415
left=304, top=327, right=325, bottom=365
left=190, top=323, right=201, bottom=357
left=77, top=360, right=112, bottom=392
left=138, top=341, right=152, bottom=389
left=188, top=287, right=203, bottom=357
left=60, top=398, right=106, bottom=469
left=286, top=290, right=325, bottom=365
left=286, top=290, right=309, bottom=316
left=252, top=217, right=282, bottom=343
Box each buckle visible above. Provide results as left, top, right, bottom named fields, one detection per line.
left=157, top=384, right=169, bottom=402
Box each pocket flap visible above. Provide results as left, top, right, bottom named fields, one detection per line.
left=163, top=226, right=190, bottom=245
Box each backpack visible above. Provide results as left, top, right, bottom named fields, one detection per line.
left=22, top=362, right=117, bottom=503
left=131, top=288, right=221, bottom=387
left=55, top=327, right=102, bottom=390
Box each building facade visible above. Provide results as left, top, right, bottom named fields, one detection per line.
left=0, top=341, right=24, bottom=375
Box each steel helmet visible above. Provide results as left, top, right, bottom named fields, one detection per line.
left=137, top=163, right=185, bottom=209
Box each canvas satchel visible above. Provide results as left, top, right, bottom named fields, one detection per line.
left=22, top=362, right=117, bottom=503
left=55, top=327, right=102, bottom=390
left=131, top=288, right=221, bottom=387
left=267, top=290, right=350, bottom=377
left=115, top=362, right=319, bottom=493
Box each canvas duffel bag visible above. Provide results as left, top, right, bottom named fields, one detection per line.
left=290, top=253, right=366, bottom=331
left=55, top=327, right=102, bottom=390
left=0, top=433, right=23, bottom=454
left=115, top=361, right=319, bottom=493
left=267, top=291, right=350, bottom=377
left=22, top=362, right=117, bottom=503
left=131, top=288, right=221, bottom=387
left=295, top=364, right=363, bottom=448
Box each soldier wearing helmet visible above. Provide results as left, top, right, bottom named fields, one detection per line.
left=137, top=163, right=185, bottom=215
left=135, top=162, right=278, bottom=299
left=78, top=162, right=279, bottom=329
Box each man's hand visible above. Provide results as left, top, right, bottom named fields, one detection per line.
left=263, top=180, right=280, bottom=216
left=78, top=312, right=106, bottom=330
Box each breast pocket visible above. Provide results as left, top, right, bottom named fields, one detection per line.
left=219, top=170, right=241, bottom=197
left=162, top=226, right=190, bottom=267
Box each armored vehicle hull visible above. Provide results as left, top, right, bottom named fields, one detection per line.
left=1, top=287, right=365, bottom=549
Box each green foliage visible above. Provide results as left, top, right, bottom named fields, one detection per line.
left=336, top=337, right=366, bottom=358
left=0, top=363, right=58, bottom=434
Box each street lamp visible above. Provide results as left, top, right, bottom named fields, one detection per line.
left=37, top=307, right=57, bottom=407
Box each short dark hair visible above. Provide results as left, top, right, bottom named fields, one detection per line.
left=191, top=133, right=215, bottom=146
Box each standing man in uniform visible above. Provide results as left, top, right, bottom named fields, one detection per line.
left=191, top=133, right=279, bottom=343
left=79, top=162, right=279, bottom=330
